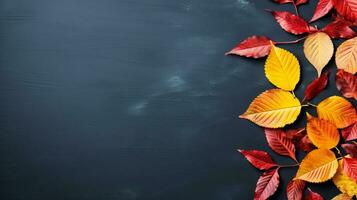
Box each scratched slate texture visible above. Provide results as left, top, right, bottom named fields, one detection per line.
left=0, top=0, right=344, bottom=199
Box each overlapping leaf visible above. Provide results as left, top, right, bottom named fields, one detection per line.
left=317, top=96, right=357, bottom=129
left=333, top=158, right=357, bottom=197
left=332, top=193, right=353, bottom=200
left=343, top=157, right=357, bottom=181
left=322, top=17, right=357, bottom=39
left=304, top=32, right=334, bottom=77
left=310, top=0, right=333, bottom=22
left=287, top=179, right=305, bottom=200
left=265, top=44, right=300, bottom=91
left=238, top=149, right=278, bottom=170
left=336, top=37, right=357, bottom=74
left=304, top=72, right=329, bottom=101
left=295, top=148, right=338, bottom=183
left=265, top=129, right=297, bottom=161
left=254, top=168, right=280, bottom=200
left=341, top=143, right=357, bottom=158
left=336, top=69, right=357, bottom=100
left=297, top=135, right=316, bottom=152
left=226, top=36, right=273, bottom=58
left=305, top=188, right=324, bottom=200
left=333, top=0, right=357, bottom=24
left=342, top=122, right=357, bottom=141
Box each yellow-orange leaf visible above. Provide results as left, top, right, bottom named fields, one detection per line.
left=265, top=44, right=300, bottom=91
left=332, top=193, right=353, bottom=200
left=317, top=96, right=357, bottom=129
left=295, top=148, right=338, bottom=183
left=304, top=32, right=334, bottom=77
left=239, top=89, right=301, bottom=128
left=336, top=37, right=357, bottom=74
left=306, top=113, right=340, bottom=149
left=333, top=158, right=357, bottom=197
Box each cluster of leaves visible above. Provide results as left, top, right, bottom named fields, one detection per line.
left=227, top=0, right=357, bottom=199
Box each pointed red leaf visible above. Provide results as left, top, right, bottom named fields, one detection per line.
left=343, top=157, right=357, bottom=181
left=238, top=150, right=278, bottom=170
left=310, top=0, right=333, bottom=22
left=296, top=0, right=309, bottom=5
left=303, top=72, right=329, bottom=101
left=336, top=69, right=357, bottom=100
left=305, top=188, right=324, bottom=200
left=322, top=17, right=357, bottom=39
left=272, top=0, right=294, bottom=4
left=341, top=143, right=357, bottom=158
left=254, top=168, right=280, bottom=200
left=297, top=135, right=315, bottom=152
left=287, top=179, right=305, bottom=200
left=265, top=129, right=297, bottom=161
left=226, top=36, right=273, bottom=58
left=342, top=122, right=357, bottom=141
left=332, top=0, right=357, bottom=24
left=268, top=10, right=316, bottom=35
left=286, top=128, right=306, bottom=142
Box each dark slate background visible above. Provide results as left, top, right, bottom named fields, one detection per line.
left=0, top=0, right=347, bottom=199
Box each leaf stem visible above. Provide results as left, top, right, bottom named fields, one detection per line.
left=335, top=147, right=342, bottom=157
left=279, top=163, right=300, bottom=168
left=306, top=102, right=317, bottom=107
left=275, top=37, right=306, bottom=45
left=291, top=2, right=299, bottom=16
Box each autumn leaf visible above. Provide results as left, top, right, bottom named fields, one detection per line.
left=295, top=148, right=338, bottom=183
left=310, top=0, right=333, bottom=22
left=254, top=168, right=280, bottom=200
left=265, top=129, right=297, bottom=161
left=226, top=36, right=273, bottom=58
left=265, top=44, right=300, bottom=91
left=286, top=128, right=306, bottom=142
left=306, top=113, right=340, bottom=149
left=336, top=69, right=357, bottom=100
left=317, top=96, right=357, bottom=129
left=240, top=89, right=301, bottom=128
left=341, top=143, right=357, bottom=158
left=272, top=0, right=294, bottom=4
left=343, top=157, right=357, bottom=181
left=287, top=179, right=305, bottom=200
left=332, top=193, right=353, bottom=200
left=297, top=135, right=316, bottom=152
left=238, top=149, right=278, bottom=170
left=322, top=17, right=357, bottom=39
left=268, top=10, right=316, bottom=35
left=342, top=122, right=357, bottom=141
left=303, top=71, right=329, bottom=101
left=332, top=0, right=357, bottom=24
left=305, top=188, right=324, bottom=200
left=336, top=37, right=357, bottom=74
left=304, top=32, right=334, bottom=77
left=295, top=0, right=308, bottom=5
left=333, top=158, right=357, bottom=197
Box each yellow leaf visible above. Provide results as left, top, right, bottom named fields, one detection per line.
left=336, top=37, right=357, bottom=74
left=239, top=89, right=301, bottom=128
left=304, top=32, right=334, bottom=77
left=306, top=113, right=340, bottom=149
left=265, top=44, right=300, bottom=91
left=317, top=96, right=357, bottom=129
left=295, top=148, right=338, bottom=183
left=332, top=193, right=353, bottom=200
left=333, top=158, right=357, bottom=197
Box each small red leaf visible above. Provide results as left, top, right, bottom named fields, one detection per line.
left=265, top=129, right=297, bottom=161
left=238, top=149, right=278, bottom=170
left=305, top=188, right=324, bottom=200
left=310, top=0, right=333, bottom=22
left=287, top=179, right=305, bottom=200
left=254, top=168, right=280, bottom=200
left=341, top=143, right=357, bottom=158
left=303, top=72, right=329, bottom=101
left=341, top=122, right=357, bottom=141
left=336, top=69, right=357, bottom=100
left=272, top=0, right=294, bottom=4
left=332, top=0, right=357, bottom=24
left=226, top=36, right=273, bottom=58
left=268, top=10, right=316, bottom=35
left=297, top=135, right=315, bottom=152
left=296, top=0, right=309, bottom=5
left=286, top=128, right=306, bottom=142
left=322, top=17, right=357, bottom=39
left=343, top=157, right=357, bottom=181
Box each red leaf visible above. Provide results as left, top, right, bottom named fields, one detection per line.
left=322, top=17, right=357, bottom=39
left=287, top=179, right=305, bottom=200
left=254, top=168, right=280, bottom=200
left=238, top=150, right=278, bottom=170
left=265, top=129, right=297, bottom=161
left=297, top=135, right=315, bottom=152
left=332, top=0, right=357, bottom=24
left=342, top=122, right=357, bottom=141
left=226, top=36, right=273, bottom=58
left=272, top=0, right=294, bottom=4
left=343, top=157, right=357, bottom=181
left=341, top=143, right=357, bottom=158
left=286, top=128, right=306, bottom=142
left=296, top=0, right=309, bottom=5
left=268, top=10, right=316, bottom=35
left=310, top=0, right=333, bottom=22
left=304, top=188, right=324, bottom=200
left=336, top=69, right=357, bottom=100
left=303, top=72, right=329, bottom=101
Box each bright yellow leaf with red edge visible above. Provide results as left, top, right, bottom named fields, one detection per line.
left=295, top=148, right=338, bottom=183
left=304, top=32, right=334, bottom=77
left=317, top=96, right=357, bottom=129
left=239, top=89, right=301, bottom=128
left=265, top=43, right=300, bottom=91
left=336, top=37, right=357, bottom=74
left=306, top=113, right=340, bottom=149
left=333, top=158, right=357, bottom=197
left=332, top=193, right=353, bottom=200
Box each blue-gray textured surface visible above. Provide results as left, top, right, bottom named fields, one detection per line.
left=0, top=0, right=345, bottom=199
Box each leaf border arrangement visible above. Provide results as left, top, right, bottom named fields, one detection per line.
left=227, top=0, right=357, bottom=199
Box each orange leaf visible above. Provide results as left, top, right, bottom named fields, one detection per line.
left=331, top=193, right=353, bottom=200
left=333, top=158, right=357, bottom=197
left=295, top=148, right=338, bottom=183
left=336, top=37, right=357, bottom=74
